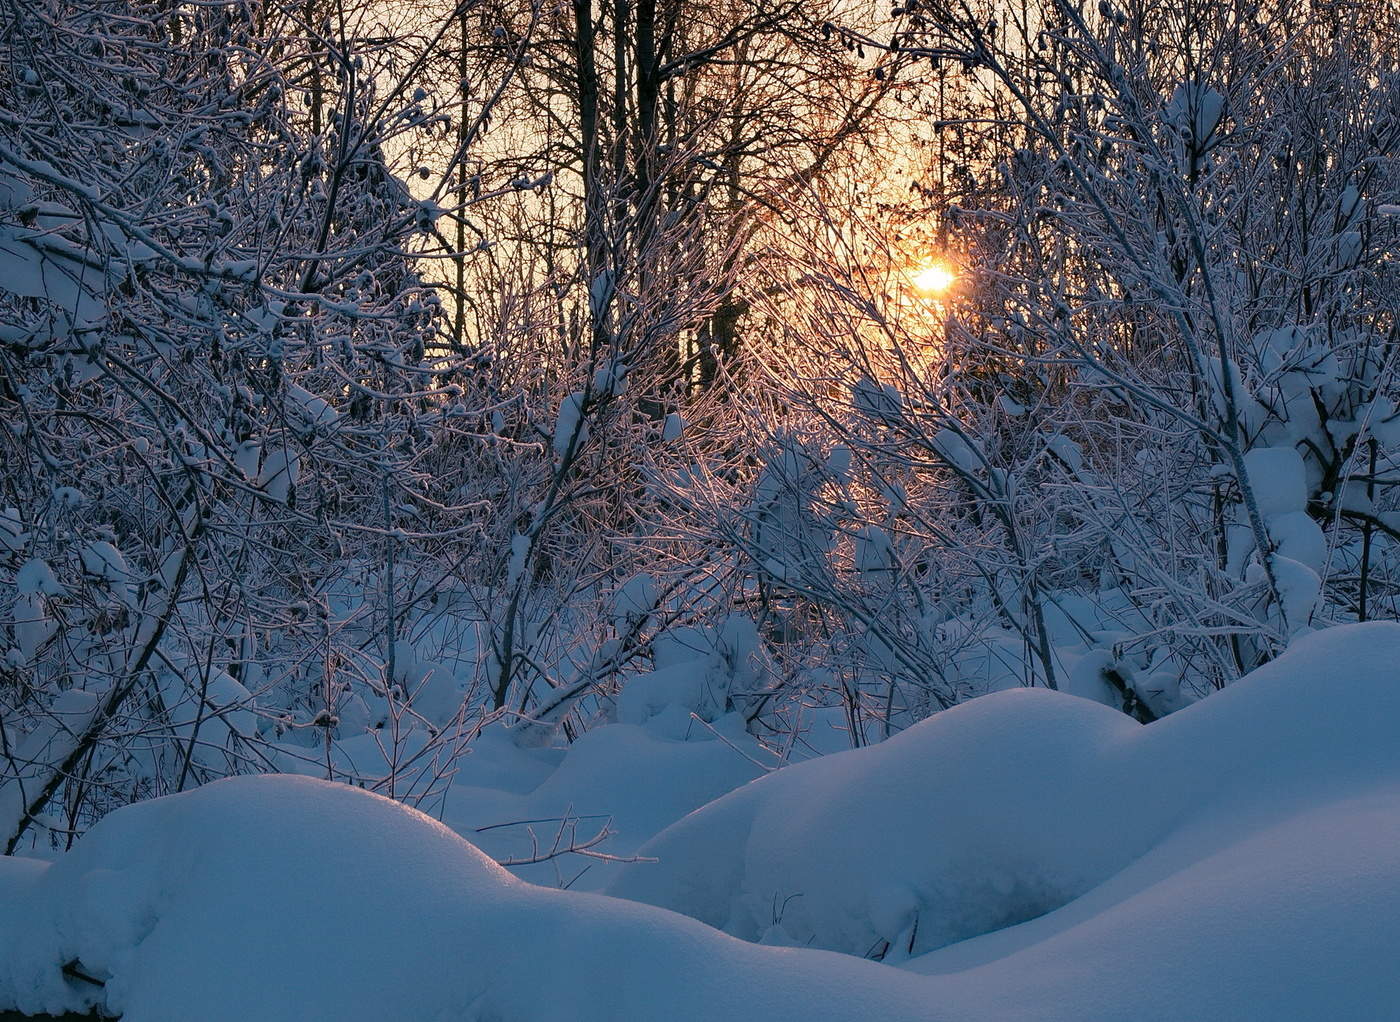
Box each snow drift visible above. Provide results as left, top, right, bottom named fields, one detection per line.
left=609, top=623, right=1400, bottom=963
left=3, top=623, right=1399, bottom=1020
left=0, top=775, right=928, bottom=1022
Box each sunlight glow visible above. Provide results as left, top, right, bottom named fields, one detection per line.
left=911, top=261, right=956, bottom=297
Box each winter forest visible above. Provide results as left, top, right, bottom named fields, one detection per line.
left=2, top=0, right=1399, bottom=1017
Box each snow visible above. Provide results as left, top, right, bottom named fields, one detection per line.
left=79, top=541, right=133, bottom=607
left=506, top=531, right=530, bottom=586
left=441, top=719, right=767, bottom=887
left=284, top=382, right=339, bottom=429
left=1044, top=432, right=1083, bottom=473
left=11, top=559, right=62, bottom=662
left=0, top=223, right=109, bottom=328
left=14, top=558, right=61, bottom=597
left=1242, top=445, right=1307, bottom=516
left=900, top=787, right=1400, bottom=1021
left=933, top=427, right=983, bottom=473
left=255, top=445, right=300, bottom=503
left=0, top=689, right=101, bottom=843
left=0, top=775, right=926, bottom=1022
left=552, top=390, right=587, bottom=457
left=1339, top=184, right=1361, bottom=221
left=610, top=572, right=656, bottom=628
left=591, top=358, right=627, bottom=397
left=609, top=684, right=1145, bottom=955
left=1269, top=553, right=1321, bottom=632
left=0, top=168, right=32, bottom=209
left=1267, top=509, right=1328, bottom=572
left=609, top=623, right=1400, bottom=967
left=1165, top=80, right=1225, bottom=149
left=233, top=438, right=260, bottom=480
left=854, top=524, right=894, bottom=577
left=156, top=665, right=255, bottom=772
left=10, top=590, right=54, bottom=662
left=3, top=625, right=1399, bottom=1019
left=852, top=375, right=901, bottom=419
left=588, top=269, right=615, bottom=319
left=1336, top=230, right=1363, bottom=267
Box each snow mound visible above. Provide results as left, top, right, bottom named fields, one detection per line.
left=0, top=775, right=925, bottom=1022
left=2, top=625, right=1399, bottom=1021
left=437, top=719, right=767, bottom=889
left=899, top=782, right=1400, bottom=1021
left=608, top=623, right=1400, bottom=962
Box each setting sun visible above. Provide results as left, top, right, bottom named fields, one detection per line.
left=911, top=260, right=956, bottom=296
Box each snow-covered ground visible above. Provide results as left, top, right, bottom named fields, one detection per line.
left=3, top=623, right=1400, bottom=1020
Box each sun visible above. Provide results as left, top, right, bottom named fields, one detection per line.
left=911, top=260, right=956, bottom=297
